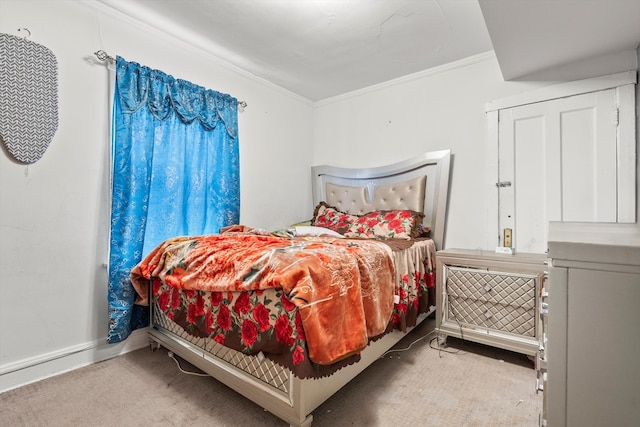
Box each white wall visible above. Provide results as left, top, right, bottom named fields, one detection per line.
left=0, top=0, right=313, bottom=392
left=312, top=53, right=548, bottom=250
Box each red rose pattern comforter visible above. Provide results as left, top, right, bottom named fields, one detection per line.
left=130, top=227, right=436, bottom=378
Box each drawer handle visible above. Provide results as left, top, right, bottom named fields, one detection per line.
left=540, top=302, right=549, bottom=315
left=535, top=371, right=546, bottom=394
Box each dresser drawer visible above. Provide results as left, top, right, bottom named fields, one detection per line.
left=447, top=294, right=536, bottom=336
left=445, top=266, right=537, bottom=310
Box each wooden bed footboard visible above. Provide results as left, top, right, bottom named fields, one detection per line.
left=149, top=301, right=434, bottom=427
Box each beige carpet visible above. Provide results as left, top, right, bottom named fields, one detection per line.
left=0, top=318, right=542, bottom=426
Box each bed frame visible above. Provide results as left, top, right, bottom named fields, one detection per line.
left=148, top=149, right=452, bottom=427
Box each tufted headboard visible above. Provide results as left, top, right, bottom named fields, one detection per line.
left=311, top=150, right=451, bottom=250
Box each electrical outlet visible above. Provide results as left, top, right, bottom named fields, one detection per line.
left=504, top=228, right=512, bottom=248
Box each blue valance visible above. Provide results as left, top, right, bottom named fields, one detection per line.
left=115, top=56, right=237, bottom=137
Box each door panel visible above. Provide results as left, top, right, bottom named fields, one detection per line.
left=498, top=88, right=622, bottom=253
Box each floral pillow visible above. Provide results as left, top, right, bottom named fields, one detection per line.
left=311, top=202, right=425, bottom=240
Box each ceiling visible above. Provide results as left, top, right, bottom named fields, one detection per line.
left=96, top=0, right=640, bottom=102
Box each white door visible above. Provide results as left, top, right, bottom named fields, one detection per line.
left=497, top=85, right=635, bottom=254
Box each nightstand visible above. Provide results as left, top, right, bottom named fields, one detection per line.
left=435, top=249, right=547, bottom=356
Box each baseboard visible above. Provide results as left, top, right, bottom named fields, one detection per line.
left=0, top=328, right=149, bottom=393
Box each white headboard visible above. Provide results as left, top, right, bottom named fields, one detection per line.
left=311, top=150, right=452, bottom=250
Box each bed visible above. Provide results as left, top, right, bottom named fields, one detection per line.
left=130, top=149, right=451, bottom=426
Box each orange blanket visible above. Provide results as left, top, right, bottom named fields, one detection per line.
left=131, top=228, right=395, bottom=365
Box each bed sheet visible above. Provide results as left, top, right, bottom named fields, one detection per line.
left=131, top=229, right=436, bottom=378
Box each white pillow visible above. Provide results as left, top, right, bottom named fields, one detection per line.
left=293, top=226, right=344, bottom=238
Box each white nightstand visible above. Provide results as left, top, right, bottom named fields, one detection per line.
left=435, top=248, right=547, bottom=356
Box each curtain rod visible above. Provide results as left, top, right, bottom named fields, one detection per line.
left=94, top=50, right=248, bottom=109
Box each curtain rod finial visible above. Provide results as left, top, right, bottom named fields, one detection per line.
left=94, top=50, right=115, bottom=63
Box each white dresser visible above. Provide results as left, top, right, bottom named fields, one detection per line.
left=544, top=222, right=640, bottom=427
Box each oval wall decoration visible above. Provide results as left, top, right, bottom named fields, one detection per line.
left=0, top=33, right=58, bottom=164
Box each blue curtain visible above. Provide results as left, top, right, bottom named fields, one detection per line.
left=107, top=56, right=240, bottom=343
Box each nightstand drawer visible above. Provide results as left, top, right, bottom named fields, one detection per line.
left=447, top=294, right=536, bottom=336
left=445, top=266, right=536, bottom=309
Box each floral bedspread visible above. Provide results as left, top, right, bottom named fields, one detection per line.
left=130, top=227, right=436, bottom=377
